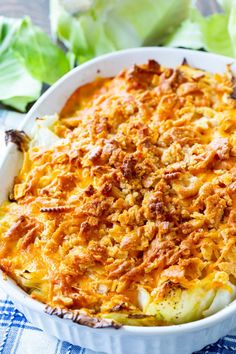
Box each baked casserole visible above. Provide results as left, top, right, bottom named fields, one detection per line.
left=1, top=59, right=236, bottom=327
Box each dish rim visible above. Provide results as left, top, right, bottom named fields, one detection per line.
left=1, top=46, right=236, bottom=335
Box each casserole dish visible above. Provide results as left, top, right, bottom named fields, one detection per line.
left=1, top=47, right=236, bottom=354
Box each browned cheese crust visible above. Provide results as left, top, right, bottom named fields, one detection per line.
left=1, top=60, right=236, bottom=326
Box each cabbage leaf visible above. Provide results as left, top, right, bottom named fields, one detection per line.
left=0, top=16, right=71, bottom=111
left=164, top=9, right=204, bottom=50
left=200, top=13, right=234, bottom=57
left=12, top=17, right=71, bottom=85
left=142, top=275, right=236, bottom=325
left=29, top=115, right=60, bottom=148
left=51, top=0, right=236, bottom=66
left=164, top=0, right=236, bottom=58
left=50, top=0, right=190, bottom=64
left=0, top=50, right=42, bottom=111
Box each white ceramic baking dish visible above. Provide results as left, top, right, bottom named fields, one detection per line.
left=1, top=47, right=236, bottom=354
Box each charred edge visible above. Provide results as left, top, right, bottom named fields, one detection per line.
left=40, top=206, right=72, bottom=213
left=227, top=63, right=236, bottom=84
left=84, top=185, right=95, bottom=196
left=127, top=314, right=153, bottom=319
left=5, top=130, right=30, bottom=152
left=45, top=306, right=122, bottom=329
left=147, top=59, right=161, bottom=73
left=182, top=58, right=188, bottom=66
left=8, top=192, right=16, bottom=202
left=230, top=86, right=236, bottom=99
left=110, top=302, right=126, bottom=312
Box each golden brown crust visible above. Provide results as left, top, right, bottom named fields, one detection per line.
left=5, top=130, right=30, bottom=151
left=1, top=60, right=236, bottom=326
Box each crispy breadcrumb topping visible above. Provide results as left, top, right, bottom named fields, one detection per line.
left=1, top=60, right=236, bottom=326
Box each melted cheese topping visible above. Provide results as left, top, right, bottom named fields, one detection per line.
left=1, top=60, right=236, bottom=326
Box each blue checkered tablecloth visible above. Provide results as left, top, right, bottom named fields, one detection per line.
left=0, top=109, right=236, bottom=354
